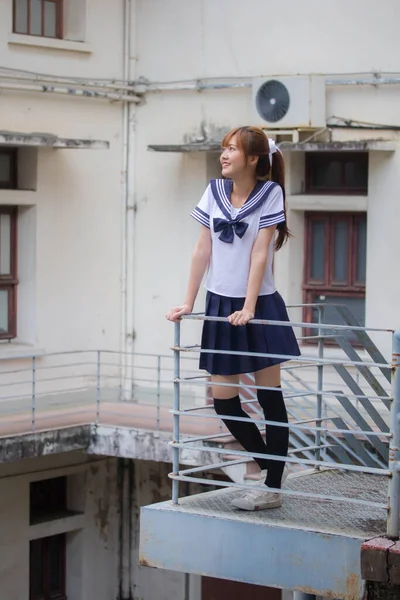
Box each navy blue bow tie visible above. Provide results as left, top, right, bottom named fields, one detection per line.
left=213, top=218, right=249, bottom=243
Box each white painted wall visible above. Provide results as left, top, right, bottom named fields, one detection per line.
left=0, top=0, right=126, bottom=395
left=132, top=0, right=400, bottom=362
left=0, top=0, right=398, bottom=402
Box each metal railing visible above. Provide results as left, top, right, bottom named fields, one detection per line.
left=0, top=349, right=202, bottom=434
left=168, top=307, right=400, bottom=539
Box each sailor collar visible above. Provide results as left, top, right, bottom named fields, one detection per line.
left=210, top=179, right=277, bottom=243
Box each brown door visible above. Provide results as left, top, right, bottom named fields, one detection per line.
left=202, top=576, right=281, bottom=600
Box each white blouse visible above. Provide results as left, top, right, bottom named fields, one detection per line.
left=191, top=179, right=285, bottom=298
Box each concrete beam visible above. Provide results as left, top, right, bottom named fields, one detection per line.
left=139, top=496, right=364, bottom=599
left=0, top=425, right=91, bottom=463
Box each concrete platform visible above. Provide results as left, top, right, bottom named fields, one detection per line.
left=139, top=470, right=388, bottom=600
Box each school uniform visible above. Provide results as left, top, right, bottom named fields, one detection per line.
left=191, top=178, right=301, bottom=376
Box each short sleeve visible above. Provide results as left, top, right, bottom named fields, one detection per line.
left=190, top=185, right=211, bottom=228
left=259, top=185, right=285, bottom=229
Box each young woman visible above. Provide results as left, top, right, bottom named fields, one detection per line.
left=166, top=126, right=300, bottom=511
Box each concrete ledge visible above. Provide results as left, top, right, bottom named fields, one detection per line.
left=139, top=497, right=364, bottom=599
left=361, top=538, right=394, bottom=583
left=388, top=541, right=400, bottom=585
left=0, top=425, right=91, bottom=463
left=361, top=537, right=400, bottom=586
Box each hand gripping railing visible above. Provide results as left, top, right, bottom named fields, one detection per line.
left=169, top=313, right=400, bottom=539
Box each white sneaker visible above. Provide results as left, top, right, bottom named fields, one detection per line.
left=231, top=488, right=282, bottom=511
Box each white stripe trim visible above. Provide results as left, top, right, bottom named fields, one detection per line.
left=216, top=179, right=231, bottom=213
left=191, top=209, right=210, bottom=228
left=259, top=216, right=285, bottom=229
left=240, top=180, right=274, bottom=215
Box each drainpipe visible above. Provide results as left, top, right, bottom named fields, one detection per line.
left=121, top=0, right=136, bottom=400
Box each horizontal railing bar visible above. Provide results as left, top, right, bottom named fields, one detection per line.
left=171, top=410, right=391, bottom=438
left=181, top=313, right=393, bottom=334
left=169, top=473, right=388, bottom=509
left=174, top=380, right=391, bottom=403
left=173, top=346, right=390, bottom=369
left=171, top=441, right=390, bottom=475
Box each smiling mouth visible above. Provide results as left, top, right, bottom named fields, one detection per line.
left=221, top=163, right=230, bottom=168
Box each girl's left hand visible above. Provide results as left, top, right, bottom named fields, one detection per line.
left=227, top=308, right=254, bottom=326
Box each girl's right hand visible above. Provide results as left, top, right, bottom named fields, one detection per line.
left=165, top=303, right=192, bottom=322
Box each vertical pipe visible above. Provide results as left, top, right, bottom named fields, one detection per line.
left=156, top=355, right=161, bottom=432
left=315, top=306, right=324, bottom=465
left=31, top=356, right=36, bottom=432
left=96, top=350, right=101, bottom=424
left=122, top=0, right=136, bottom=401
left=172, top=321, right=181, bottom=504
left=387, top=329, right=400, bottom=539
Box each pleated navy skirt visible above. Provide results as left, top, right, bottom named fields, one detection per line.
left=199, top=291, right=301, bottom=376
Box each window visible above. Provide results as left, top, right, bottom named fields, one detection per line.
left=305, top=152, right=368, bottom=195
left=0, top=149, right=17, bottom=190
left=303, top=212, right=367, bottom=343
left=13, top=0, right=63, bottom=39
left=30, top=534, right=66, bottom=600
left=30, top=477, right=67, bottom=524
left=0, top=207, right=18, bottom=340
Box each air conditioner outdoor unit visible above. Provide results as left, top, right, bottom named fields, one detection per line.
left=252, top=75, right=326, bottom=129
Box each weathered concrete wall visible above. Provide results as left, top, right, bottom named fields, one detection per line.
left=0, top=453, right=119, bottom=600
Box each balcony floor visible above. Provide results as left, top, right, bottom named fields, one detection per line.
left=172, top=469, right=387, bottom=539
left=139, top=469, right=388, bottom=600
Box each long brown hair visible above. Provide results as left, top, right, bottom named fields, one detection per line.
left=221, top=126, right=290, bottom=250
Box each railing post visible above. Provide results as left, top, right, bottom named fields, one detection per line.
left=387, top=329, right=400, bottom=539
left=172, top=321, right=181, bottom=505
left=31, top=356, right=36, bottom=432
left=315, top=305, right=324, bottom=465
left=96, top=351, right=101, bottom=424
left=156, top=355, right=161, bottom=432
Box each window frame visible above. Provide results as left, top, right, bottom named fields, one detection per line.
left=305, top=152, right=369, bottom=195
left=13, top=0, right=63, bottom=39
left=30, top=477, right=67, bottom=524
left=303, top=212, right=367, bottom=344
left=0, top=207, right=18, bottom=340
left=0, top=148, right=18, bottom=190
left=30, top=534, right=67, bottom=600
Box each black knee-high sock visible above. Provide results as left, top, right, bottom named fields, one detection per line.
left=257, top=387, right=289, bottom=489
left=214, top=396, right=269, bottom=471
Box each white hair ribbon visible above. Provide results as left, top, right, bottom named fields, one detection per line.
left=268, top=139, right=278, bottom=165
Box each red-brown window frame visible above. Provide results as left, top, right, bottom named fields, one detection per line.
left=305, top=152, right=368, bottom=195
left=30, top=534, right=67, bottom=600
left=13, top=0, right=63, bottom=39
left=303, top=212, right=366, bottom=343
left=0, top=148, right=18, bottom=190
left=0, top=207, right=18, bottom=340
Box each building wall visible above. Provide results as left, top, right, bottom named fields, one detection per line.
left=132, top=0, right=400, bottom=361
left=0, top=453, right=120, bottom=600
left=0, top=0, right=126, bottom=399
left=0, top=453, right=203, bottom=600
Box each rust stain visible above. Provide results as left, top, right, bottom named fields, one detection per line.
left=346, top=572, right=361, bottom=600
left=139, top=556, right=156, bottom=569
left=295, top=587, right=340, bottom=598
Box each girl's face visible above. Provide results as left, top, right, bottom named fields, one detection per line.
left=220, top=135, right=249, bottom=179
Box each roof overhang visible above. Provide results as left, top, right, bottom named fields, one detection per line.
left=0, top=131, right=109, bottom=149
left=148, top=140, right=396, bottom=153
left=279, top=140, right=397, bottom=152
